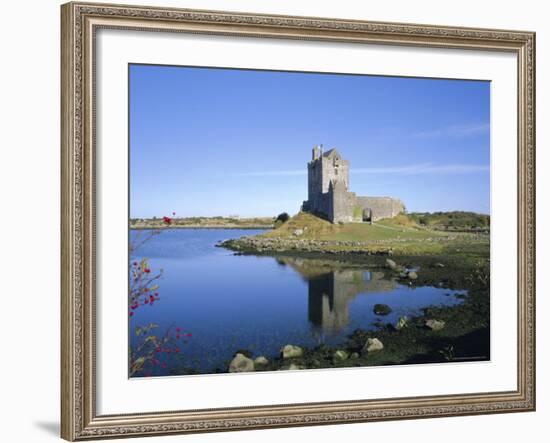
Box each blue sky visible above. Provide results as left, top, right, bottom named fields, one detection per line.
left=129, top=64, right=490, bottom=218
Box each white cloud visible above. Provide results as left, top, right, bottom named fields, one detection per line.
left=353, top=163, right=489, bottom=175
left=411, top=123, right=490, bottom=138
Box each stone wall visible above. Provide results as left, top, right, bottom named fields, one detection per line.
left=356, top=196, right=405, bottom=221
left=328, top=182, right=356, bottom=223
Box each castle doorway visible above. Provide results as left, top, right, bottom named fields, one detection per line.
left=362, top=208, right=372, bottom=223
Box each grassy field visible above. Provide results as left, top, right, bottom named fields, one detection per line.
left=408, top=211, right=490, bottom=231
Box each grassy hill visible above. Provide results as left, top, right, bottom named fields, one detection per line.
left=221, top=211, right=489, bottom=257
left=262, top=212, right=449, bottom=242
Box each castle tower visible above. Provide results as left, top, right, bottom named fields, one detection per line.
left=320, top=148, right=349, bottom=192
left=305, top=146, right=350, bottom=215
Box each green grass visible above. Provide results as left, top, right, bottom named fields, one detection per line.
left=327, top=223, right=446, bottom=241
left=408, top=211, right=490, bottom=230
left=221, top=211, right=490, bottom=259
left=264, top=212, right=448, bottom=242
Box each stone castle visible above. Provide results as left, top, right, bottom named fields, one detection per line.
left=302, top=145, right=405, bottom=223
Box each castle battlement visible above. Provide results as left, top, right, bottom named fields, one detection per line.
left=302, top=145, right=405, bottom=223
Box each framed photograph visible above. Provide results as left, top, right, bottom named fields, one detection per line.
left=61, top=1, right=536, bottom=440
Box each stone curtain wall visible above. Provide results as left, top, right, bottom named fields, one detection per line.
left=356, top=196, right=405, bottom=221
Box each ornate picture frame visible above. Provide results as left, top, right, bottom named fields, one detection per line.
left=61, top=1, right=535, bottom=440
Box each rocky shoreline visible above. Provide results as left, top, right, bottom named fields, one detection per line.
left=220, top=256, right=490, bottom=374
left=226, top=306, right=484, bottom=374
left=218, top=235, right=460, bottom=256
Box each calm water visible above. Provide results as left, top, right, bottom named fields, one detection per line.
left=129, top=229, right=465, bottom=376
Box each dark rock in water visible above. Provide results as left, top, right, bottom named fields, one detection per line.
left=373, top=304, right=392, bottom=315
left=454, top=293, right=467, bottom=299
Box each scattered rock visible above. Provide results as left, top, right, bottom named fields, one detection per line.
left=386, top=259, right=397, bottom=270
left=234, top=349, right=253, bottom=358
left=362, top=338, right=384, bottom=354
left=229, top=353, right=255, bottom=373
left=281, top=344, right=303, bottom=359
left=373, top=304, right=392, bottom=315
left=333, top=350, right=349, bottom=362
left=310, top=359, right=321, bottom=368
left=293, top=229, right=304, bottom=236
left=425, top=319, right=446, bottom=331
left=435, top=262, right=445, bottom=268
left=407, top=271, right=418, bottom=280
left=254, top=356, right=269, bottom=367
left=281, top=363, right=303, bottom=371
left=350, top=352, right=360, bottom=359
left=395, top=316, right=409, bottom=330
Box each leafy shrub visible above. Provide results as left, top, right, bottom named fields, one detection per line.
left=275, top=212, right=290, bottom=223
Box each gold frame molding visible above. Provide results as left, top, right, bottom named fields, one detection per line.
left=61, top=1, right=536, bottom=440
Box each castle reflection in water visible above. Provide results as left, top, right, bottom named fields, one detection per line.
left=276, top=257, right=398, bottom=334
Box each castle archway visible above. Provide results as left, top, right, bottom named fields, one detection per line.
left=362, top=208, right=372, bottom=222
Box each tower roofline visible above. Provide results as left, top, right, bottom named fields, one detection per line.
left=322, top=148, right=341, bottom=159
